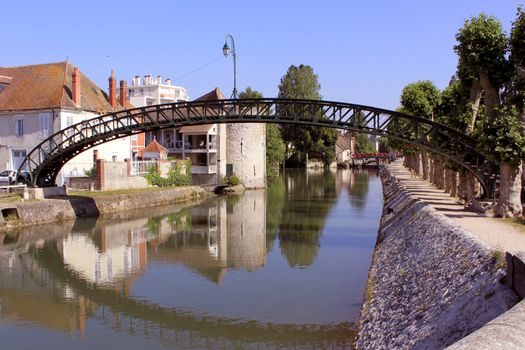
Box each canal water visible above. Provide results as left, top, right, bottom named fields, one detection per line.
left=0, top=168, right=382, bottom=349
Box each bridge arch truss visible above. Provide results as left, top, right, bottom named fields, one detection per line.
left=18, top=98, right=498, bottom=197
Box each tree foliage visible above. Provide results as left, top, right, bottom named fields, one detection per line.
left=400, top=80, right=441, bottom=120
left=238, top=87, right=263, bottom=100
left=475, top=105, right=525, bottom=166
left=436, top=78, right=472, bottom=132
left=277, top=64, right=338, bottom=166
left=510, top=6, right=525, bottom=109
left=352, top=112, right=376, bottom=153
left=454, top=13, right=510, bottom=88
left=266, top=124, right=286, bottom=177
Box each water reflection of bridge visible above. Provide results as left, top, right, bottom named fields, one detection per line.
left=0, top=190, right=353, bottom=349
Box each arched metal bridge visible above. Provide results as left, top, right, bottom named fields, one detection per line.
left=17, top=98, right=498, bottom=196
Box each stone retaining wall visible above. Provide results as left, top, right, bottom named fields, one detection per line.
left=0, top=186, right=208, bottom=231
left=356, top=168, right=519, bottom=349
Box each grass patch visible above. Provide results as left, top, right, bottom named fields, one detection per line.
left=363, top=278, right=375, bottom=304
left=491, top=249, right=506, bottom=270
left=0, top=193, right=23, bottom=203
left=4, top=213, right=17, bottom=221
left=499, top=217, right=525, bottom=233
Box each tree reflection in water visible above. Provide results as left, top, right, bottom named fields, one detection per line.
left=266, top=169, right=337, bottom=268
left=348, top=168, right=374, bottom=209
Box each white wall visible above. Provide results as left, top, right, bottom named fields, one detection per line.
left=59, top=110, right=131, bottom=185
left=0, top=110, right=54, bottom=171
left=0, top=108, right=132, bottom=184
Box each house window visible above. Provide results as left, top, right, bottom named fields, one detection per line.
left=39, top=113, right=50, bottom=138
left=15, top=118, right=23, bottom=138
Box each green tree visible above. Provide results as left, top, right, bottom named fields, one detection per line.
left=400, top=80, right=441, bottom=120
left=238, top=87, right=262, bottom=100
left=352, top=112, right=375, bottom=153
left=510, top=6, right=525, bottom=118
left=390, top=81, right=442, bottom=179
left=354, top=133, right=375, bottom=153
left=436, top=77, right=471, bottom=133
left=454, top=12, right=522, bottom=217
left=239, top=87, right=285, bottom=178
left=454, top=13, right=510, bottom=130
left=266, top=124, right=286, bottom=177
left=277, top=64, right=338, bottom=166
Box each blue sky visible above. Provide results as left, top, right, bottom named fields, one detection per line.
left=2, top=0, right=523, bottom=110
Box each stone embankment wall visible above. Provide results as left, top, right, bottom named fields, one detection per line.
left=0, top=186, right=208, bottom=231
left=356, top=168, right=519, bottom=350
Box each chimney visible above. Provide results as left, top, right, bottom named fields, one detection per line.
left=119, top=80, right=127, bottom=107
left=165, top=78, right=171, bottom=86
left=72, top=68, right=81, bottom=106
left=108, top=69, right=116, bottom=108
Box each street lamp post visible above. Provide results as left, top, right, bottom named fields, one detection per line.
left=222, top=34, right=237, bottom=99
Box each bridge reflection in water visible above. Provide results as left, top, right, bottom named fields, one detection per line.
left=0, top=169, right=381, bottom=349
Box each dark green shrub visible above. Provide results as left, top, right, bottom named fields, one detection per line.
left=228, top=175, right=240, bottom=186
left=85, top=166, right=97, bottom=178
left=144, top=161, right=192, bottom=187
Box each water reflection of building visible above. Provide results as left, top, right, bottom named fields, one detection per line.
left=149, top=190, right=267, bottom=283
left=61, top=226, right=148, bottom=286
left=55, top=192, right=266, bottom=287
left=0, top=251, right=95, bottom=337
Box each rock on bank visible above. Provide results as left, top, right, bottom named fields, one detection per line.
left=355, top=168, right=518, bottom=350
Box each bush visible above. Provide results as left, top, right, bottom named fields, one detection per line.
left=229, top=175, right=240, bottom=186
left=144, top=161, right=192, bottom=187
left=225, top=175, right=240, bottom=186
left=85, top=166, right=97, bottom=178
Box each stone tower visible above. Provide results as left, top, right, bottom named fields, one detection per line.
left=226, top=122, right=266, bottom=188
left=200, top=88, right=266, bottom=188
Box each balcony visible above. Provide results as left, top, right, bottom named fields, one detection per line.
left=168, top=140, right=217, bottom=152
left=192, top=165, right=217, bottom=174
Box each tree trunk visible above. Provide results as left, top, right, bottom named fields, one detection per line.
left=436, top=158, right=445, bottom=189
left=450, top=171, right=458, bottom=197
left=468, top=79, right=482, bottom=133
left=458, top=171, right=467, bottom=201
left=421, top=151, right=429, bottom=180
left=429, top=157, right=435, bottom=184
left=496, top=161, right=523, bottom=218
left=444, top=169, right=451, bottom=193
left=479, top=70, right=500, bottom=122
left=412, top=153, right=420, bottom=176
left=466, top=173, right=479, bottom=201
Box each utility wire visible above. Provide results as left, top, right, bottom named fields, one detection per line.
left=172, top=56, right=224, bottom=82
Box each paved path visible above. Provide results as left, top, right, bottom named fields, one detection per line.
left=387, top=160, right=525, bottom=254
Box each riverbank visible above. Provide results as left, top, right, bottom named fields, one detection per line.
left=356, top=165, right=519, bottom=349
left=0, top=186, right=212, bottom=233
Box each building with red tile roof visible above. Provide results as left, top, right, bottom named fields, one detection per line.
left=0, top=61, right=133, bottom=185
left=335, top=132, right=354, bottom=163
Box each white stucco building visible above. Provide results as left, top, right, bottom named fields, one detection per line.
left=0, top=62, right=133, bottom=185
left=128, top=75, right=189, bottom=107
left=128, top=74, right=266, bottom=188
